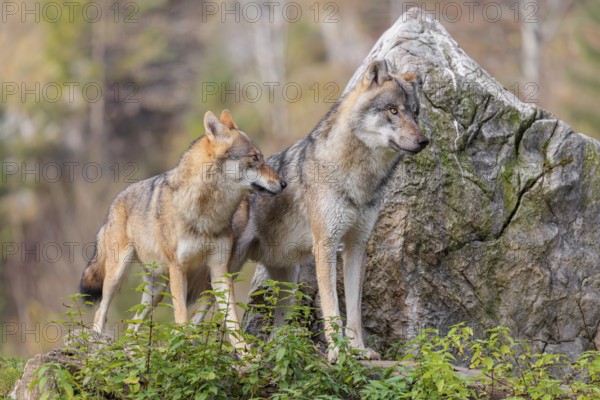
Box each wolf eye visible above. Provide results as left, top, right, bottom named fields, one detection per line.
left=389, top=107, right=398, bottom=115
left=250, top=155, right=259, bottom=162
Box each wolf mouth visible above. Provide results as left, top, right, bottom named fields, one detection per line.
left=389, top=141, right=420, bottom=154
left=251, top=182, right=278, bottom=195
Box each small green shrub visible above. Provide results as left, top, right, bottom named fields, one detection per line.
left=0, top=357, right=26, bottom=397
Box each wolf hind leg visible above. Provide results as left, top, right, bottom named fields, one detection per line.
left=93, top=241, right=135, bottom=333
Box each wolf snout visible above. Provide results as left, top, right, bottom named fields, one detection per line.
left=270, top=178, right=287, bottom=193
left=417, top=135, right=430, bottom=150
left=251, top=177, right=287, bottom=195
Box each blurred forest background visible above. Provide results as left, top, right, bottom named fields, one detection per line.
left=1, top=0, right=599, bottom=357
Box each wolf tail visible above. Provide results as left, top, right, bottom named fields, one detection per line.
left=79, top=226, right=106, bottom=303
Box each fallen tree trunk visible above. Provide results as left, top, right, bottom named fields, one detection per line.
left=243, top=7, right=600, bottom=360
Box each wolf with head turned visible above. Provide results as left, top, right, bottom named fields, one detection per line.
left=79, top=110, right=286, bottom=351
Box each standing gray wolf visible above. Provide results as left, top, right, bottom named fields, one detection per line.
left=79, top=110, right=286, bottom=350
left=230, top=60, right=429, bottom=360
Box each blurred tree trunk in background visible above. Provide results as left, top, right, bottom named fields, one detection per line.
left=520, top=0, right=540, bottom=83
left=244, top=0, right=288, bottom=137
left=319, top=0, right=370, bottom=68
left=520, top=0, right=577, bottom=85
left=568, top=1, right=600, bottom=131
left=90, top=0, right=108, bottom=164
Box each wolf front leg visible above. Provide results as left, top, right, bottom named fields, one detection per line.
left=169, top=263, right=188, bottom=324
left=342, top=211, right=381, bottom=360
left=312, top=231, right=343, bottom=362
left=208, top=235, right=246, bottom=352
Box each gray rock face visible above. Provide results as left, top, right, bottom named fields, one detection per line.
left=246, top=8, right=600, bottom=359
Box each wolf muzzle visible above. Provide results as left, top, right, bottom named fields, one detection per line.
left=251, top=179, right=287, bottom=195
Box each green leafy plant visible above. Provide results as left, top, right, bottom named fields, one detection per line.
left=25, top=280, right=600, bottom=399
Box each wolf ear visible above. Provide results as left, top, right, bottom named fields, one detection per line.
left=219, top=109, right=238, bottom=130
left=363, top=59, right=392, bottom=88
left=204, top=111, right=226, bottom=140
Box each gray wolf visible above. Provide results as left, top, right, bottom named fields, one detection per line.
left=230, top=60, right=429, bottom=360
left=79, top=110, right=286, bottom=350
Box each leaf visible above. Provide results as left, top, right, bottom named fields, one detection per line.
left=38, top=375, right=50, bottom=392
left=276, top=347, right=287, bottom=362
left=436, top=379, right=445, bottom=393
left=128, top=303, right=148, bottom=312
left=63, top=382, right=75, bottom=398
left=124, top=375, right=140, bottom=385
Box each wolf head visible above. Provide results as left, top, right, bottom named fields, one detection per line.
left=350, top=60, right=429, bottom=155
left=203, top=110, right=287, bottom=195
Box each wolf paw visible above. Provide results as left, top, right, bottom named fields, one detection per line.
left=327, top=347, right=339, bottom=363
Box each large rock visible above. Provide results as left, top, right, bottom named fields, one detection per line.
left=246, top=8, right=600, bottom=359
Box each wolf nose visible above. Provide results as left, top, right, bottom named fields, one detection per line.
left=418, top=137, right=430, bottom=148
left=280, top=180, right=288, bottom=190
